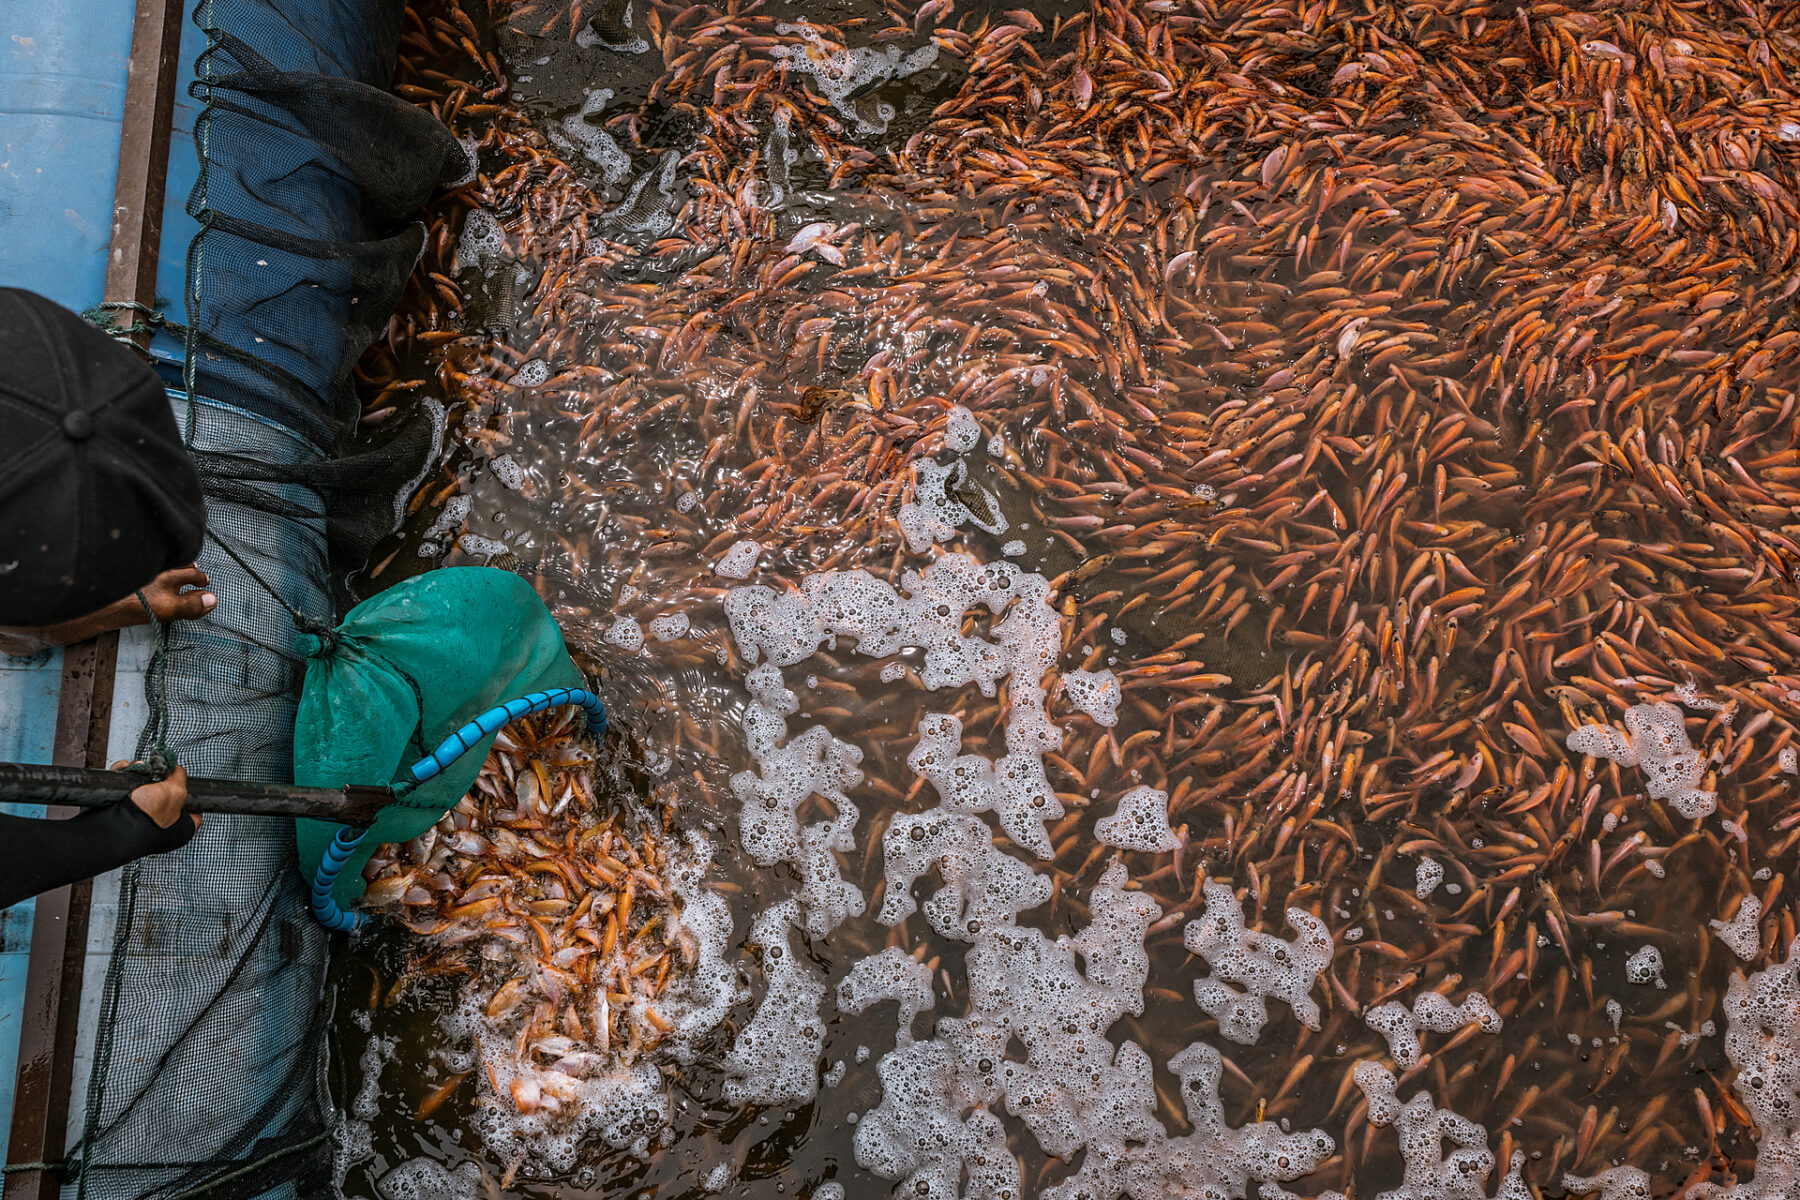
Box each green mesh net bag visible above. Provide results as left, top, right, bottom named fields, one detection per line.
left=293, top=566, right=585, bottom=909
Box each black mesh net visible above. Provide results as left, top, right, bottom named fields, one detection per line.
left=71, top=1, right=466, bottom=1196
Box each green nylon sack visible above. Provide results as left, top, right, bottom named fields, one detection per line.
left=293, top=567, right=582, bottom=906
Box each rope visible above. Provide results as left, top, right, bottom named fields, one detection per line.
left=130, top=589, right=177, bottom=779
left=80, top=300, right=184, bottom=347
left=200, top=529, right=338, bottom=646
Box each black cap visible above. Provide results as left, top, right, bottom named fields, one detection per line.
left=0, top=290, right=206, bottom=627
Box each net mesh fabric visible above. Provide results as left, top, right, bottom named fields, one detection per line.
left=71, top=1, right=465, bottom=1196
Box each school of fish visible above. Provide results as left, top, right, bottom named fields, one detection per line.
left=345, top=0, right=1800, bottom=1195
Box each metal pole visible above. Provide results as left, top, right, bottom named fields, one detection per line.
left=5, top=0, right=184, bottom=1192
left=0, top=764, right=395, bottom=827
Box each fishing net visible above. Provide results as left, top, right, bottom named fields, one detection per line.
left=69, top=0, right=467, bottom=1197
left=293, top=566, right=583, bottom=908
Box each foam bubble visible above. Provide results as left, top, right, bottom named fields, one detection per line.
left=944, top=405, right=981, bottom=453
left=604, top=616, right=644, bottom=652
left=1352, top=1061, right=1527, bottom=1200
left=454, top=209, right=506, bottom=270
left=770, top=23, right=938, bottom=137
left=376, top=1160, right=480, bottom=1200
left=1364, top=991, right=1501, bottom=1069
left=489, top=454, right=527, bottom=492
left=1782, top=746, right=1798, bottom=775
left=549, top=89, right=632, bottom=186
left=838, top=946, right=934, bottom=1040
left=1062, top=668, right=1121, bottom=727
left=1692, top=935, right=1800, bottom=1197
left=1713, top=894, right=1763, bottom=960
left=648, top=613, right=690, bottom=641
left=898, top=459, right=1007, bottom=553
left=1002, top=539, right=1025, bottom=556
left=512, top=359, right=550, bottom=387
left=1184, top=880, right=1333, bottom=1044
left=715, top=539, right=763, bottom=578
left=723, top=902, right=827, bottom=1106
left=1415, top=857, right=1443, bottom=898
left=1095, top=786, right=1179, bottom=852
left=813, top=1185, right=845, bottom=1200
left=1567, top=702, right=1716, bottom=819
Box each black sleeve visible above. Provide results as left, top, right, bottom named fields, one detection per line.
left=0, top=800, right=196, bottom=908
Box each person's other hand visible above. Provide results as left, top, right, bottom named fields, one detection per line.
left=116, top=763, right=200, bottom=831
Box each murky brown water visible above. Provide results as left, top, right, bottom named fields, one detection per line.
left=334, top=1, right=1800, bottom=1197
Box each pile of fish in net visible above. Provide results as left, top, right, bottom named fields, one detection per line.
left=337, top=0, right=1800, bottom=1197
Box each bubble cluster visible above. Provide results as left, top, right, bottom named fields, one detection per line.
left=1353, top=1061, right=1530, bottom=1200
left=1626, top=945, right=1667, bottom=987
left=1364, top=991, right=1503, bottom=1070
left=1713, top=894, right=1764, bottom=960
left=944, top=405, right=981, bottom=453
left=1094, top=786, right=1180, bottom=853
left=1184, top=880, right=1334, bottom=1044
left=722, top=902, right=828, bottom=1106
left=769, top=22, right=939, bottom=137
left=1567, top=701, right=1716, bottom=820
left=647, top=613, right=690, bottom=641
left=604, top=616, right=644, bottom=653
left=714, top=539, right=763, bottom=578
left=1061, top=668, right=1121, bottom=727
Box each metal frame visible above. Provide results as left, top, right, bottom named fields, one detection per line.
left=5, top=0, right=185, bottom=1192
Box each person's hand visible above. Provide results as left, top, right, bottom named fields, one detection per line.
left=114, top=763, right=200, bottom=831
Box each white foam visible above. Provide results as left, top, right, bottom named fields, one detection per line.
left=455, top=533, right=509, bottom=559
left=944, top=405, right=981, bottom=453
left=813, top=1184, right=845, bottom=1200
left=1062, top=668, right=1121, bottom=727
left=454, top=209, right=506, bottom=270
left=703, top=1164, right=732, bottom=1193
left=512, top=359, right=550, bottom=387
left=1095, top=786, right=1180, bottom=852
left=489, top=454, right=527, bottom=492
left=1415, top=857, right=1443, bottom=899
left=676, top=491, right=699, bottom=513
left=549, top=89, right=632, bottom=186
left=1713, top=895, right=1764, bottom=960
left=715, top=539, right=763, bottom=578
left=1567, top=702, right=1716, bottom=819
left=770, top=22, right=938, bottom=137
left=648, top=613, right=690, bottom=641
left=1002, top=539, right=1025, bottom=556
left=376, top=1160, right=480, bottom=1200
left=604, top=616, right=644, bottom=652
left=722, top=902, right=826, bottom=1106
left=1185, top=880, right=1333, bottom=1044
left=837, top=947, right=934, bottom=1041
left=1782, top=747, right=1798, bottom=775
left=1364, top=991, right=1501, bottom=1069
left=879, top=661, right=906, bottom=682
left=1689, top=936, right=1800, bottom=1197
left=1353, top=1061, right=1528, bottom=1200
left=897, top=459, right=1007, bottom=553
left=658, top=834, right=741, bottom=1058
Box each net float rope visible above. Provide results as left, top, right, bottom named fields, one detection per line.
left=308, top=686, right=608, bottom=933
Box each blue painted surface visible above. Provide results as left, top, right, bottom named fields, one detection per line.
left=0, top=0, right=135, bottom=311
